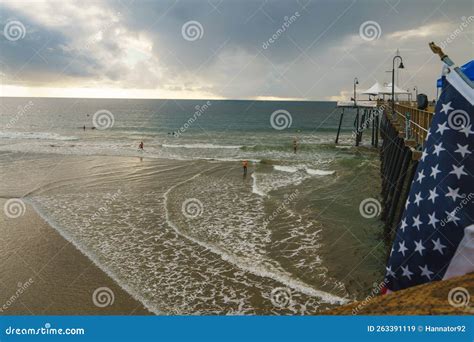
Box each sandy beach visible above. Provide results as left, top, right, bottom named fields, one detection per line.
left=0, top=198, right=151, bottom=315
left=0, top=144, right=384, bottom=315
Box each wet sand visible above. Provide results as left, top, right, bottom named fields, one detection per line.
left=0, top=199, right=152, bottom=315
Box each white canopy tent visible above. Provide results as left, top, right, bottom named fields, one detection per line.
left=362, top=82, right=386, bottom=95
left=380, top=83, right=410, bottom=95
left=361, top=82, right=410, bottom=96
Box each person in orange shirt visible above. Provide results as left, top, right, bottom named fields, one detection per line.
left=242, top=160, right=248, bottom=176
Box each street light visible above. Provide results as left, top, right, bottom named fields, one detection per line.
left=391, top=55, right=404, bottom=118
left=353, top=77, right=359, bottom=106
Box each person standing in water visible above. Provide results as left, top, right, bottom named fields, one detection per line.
left=242, top=160, right=248, bottom=176
left=293, top=138, right=298, bottom=153
left=139, top=141, right=144, bottom=151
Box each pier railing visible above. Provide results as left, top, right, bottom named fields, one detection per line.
left=381, top=102, right=434, bottom=148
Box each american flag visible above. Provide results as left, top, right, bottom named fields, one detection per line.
left=384, top=62, right=474, bottom=291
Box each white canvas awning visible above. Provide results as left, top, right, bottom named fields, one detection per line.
left=362, top=82, right=385, bottom=95
left=362, top=82, right=410, bottom=95
left=380, top=83, right=410, bottom=94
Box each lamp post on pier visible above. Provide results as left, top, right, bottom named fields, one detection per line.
left=391, top=55, right=404, bottom=119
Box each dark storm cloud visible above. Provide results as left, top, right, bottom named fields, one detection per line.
left=0, top=0, right=472, bottom=99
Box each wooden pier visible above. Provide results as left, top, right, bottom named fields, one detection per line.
left=336, top=100, right=435, bottom=253
left=377, top=102, right=434, bottom=251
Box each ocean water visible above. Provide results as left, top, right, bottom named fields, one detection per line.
left=0, top=97, right=385, bottom=314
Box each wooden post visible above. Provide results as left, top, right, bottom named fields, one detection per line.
left=355, top=108, right=360, bottom=146
left=335, top=108, right=344, bottom=144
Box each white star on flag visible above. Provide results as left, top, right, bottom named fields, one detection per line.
left=428, top=188, right=438, bottom=204
left=432, top=238, right=446, bottom=254
left=432, top=142, right=445, bottom=156
left=454, top=144, right=471, bottom=158
left=445, top=186, right=464, bottom=201
left=401, top=265, right=413, bottom=280
left=430, top=164, right=441, bottom=179
left=436, top=122, right=450, bottom=135
left=398, top=240, right=408, bottom=256
left=419, top=265, right=434, bottom=280
left=449, top=164, right=467, bottom=179
left=414, top=240, right=426, bottom=256
left=440, top=101, right=453, bottom=114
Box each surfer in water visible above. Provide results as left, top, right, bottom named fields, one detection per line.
left=293, top=138, right=298, bottom=154
left=242, top=160, right=248, bottom=177
left=139, top=141, right=144, bottom=151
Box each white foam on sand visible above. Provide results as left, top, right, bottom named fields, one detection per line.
left=163, top=171, right=348, bottom=305
left=0, top=131, right=78, bottom=141
left=273, top=165, right=298, bottom=173
left=162, top=143, right=242, bottom=149
left=251, top=173, right=266, bottom=197
left=305, top=168, right=335, bottom=176
left=24, top=198, right=161, bottom=315
left=273, top=164, right=335, bottom=176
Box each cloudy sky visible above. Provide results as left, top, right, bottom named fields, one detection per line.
left=0, top=0, right=472, bottom=101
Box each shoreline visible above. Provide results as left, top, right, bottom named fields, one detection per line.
left=0, top=198, right=153, bottom=315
